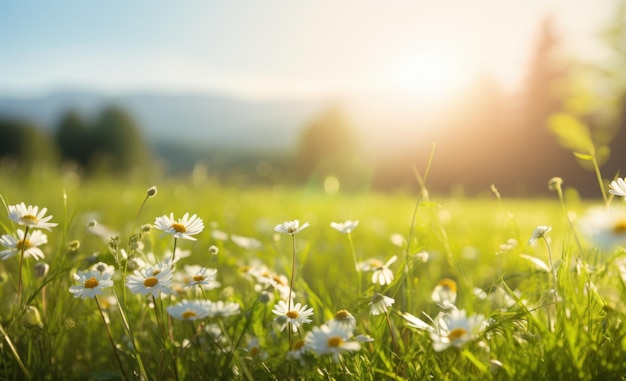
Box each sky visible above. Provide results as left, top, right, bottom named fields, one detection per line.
left=0, top=0, right=617, bottom=101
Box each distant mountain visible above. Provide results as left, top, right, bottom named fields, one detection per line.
left=0, top=90, right=328, bottom=152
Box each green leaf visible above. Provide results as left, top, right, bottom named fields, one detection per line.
left=548, top=113, right=593, bottom=153
left=573, top=152, right=593, bottom=161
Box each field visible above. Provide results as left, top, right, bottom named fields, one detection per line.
left=1, top=167, right=626, bottom=380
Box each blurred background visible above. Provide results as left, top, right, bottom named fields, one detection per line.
left=1, top=0, right=625, bottom=196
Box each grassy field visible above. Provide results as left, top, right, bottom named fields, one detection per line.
left=1, top=167, right=625, bottom=380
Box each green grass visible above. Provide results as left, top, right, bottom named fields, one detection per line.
left=0, top=167, right=625, bottom=380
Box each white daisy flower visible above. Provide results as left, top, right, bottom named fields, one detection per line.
left=609, top=177, right=626, bottom=199
left=230, top=234, right=262, bottom=250
left=167, top=300, right=211, bottom=321
left=358, top=256, right=397, bottom=285
left=126, top=265, right=174, bottom=297
left=431, top=278, right=457, bottom=306
left=0, top=229, right=48, bottom=260
left=93, top=262, right=116, bottom=274
left=207, top=300, right=241, bottom=317
left=272, top=300, right=314, bottom=332
left=528, top=226, right=552, bottom=246
left=69, top=269, right=114, bottom=299
left=8, top=203, right=57, bottom=230
left=274, top=220, right=310, bottom=236
left=305, top=323, right=361, bottom=362
left=287, top=339, right=308, bottom=365
left=430, top=309, right=487, bottom=351
left=369, top=293, right=395, bottom=315
left=330, top=220, right=359, bottom=234
left=328, top=309, right=357, bottom=331
left=246, top=337, right=268, bottom=360
left=154, top=212, right=204, bottom=241
left=185, top=266, right=220, bottom=289
left=579, top=207, right=626, bottom=249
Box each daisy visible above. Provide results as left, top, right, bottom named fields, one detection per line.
left=369, top=293, right=395, bottom=315
left=431, top=278, right=458, bottom=306
left=529, top=226, right=552, bottom=246
left=328, top=309, right=357, bottom=331
left=126, top=265, right=174, bottom=297
left=207, top=300, right=241, bottom=317
left=185, top=266, right=220, bottom=289
left=287, top=339, right=308, bottom=365
left=0, top=229, right=48, bottom=260
left=430, top=309, right=487, bottom=351
left=330, top=220, right=359, bottom=234
left=305, top=323, right=361, bottom=362
left=578, top=207, right=626, bottom=249
left=274, top=220, right=310, bottom=236
left=154, top=212, right=204, bottom=241
left=246, top=337, right=268, bottom=360
left=167, top=300, right=211, bottom=321
left=358, top=256, right=397, bottom=285
left=69, top=269, right=114, bottom=299
left=402, top=312, right=435, bottom=332
left=609, top=177, right=626, bottom=199
left=230, top=234, right=262, bottom=250
left=272, top=300, right=314, bottom=332
left=8, top=203, right=57, bottom=230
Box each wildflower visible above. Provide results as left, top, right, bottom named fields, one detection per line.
left=208, top=245, right=219, bottom=255
left=305, top=323, right=361, bottom=362
left=579, top=207, right=626, bottom=249
left=93, top=262, right=115, bottom=274
left=126, top=265, right=174, bottom=297
left=0, top=229, right=48, bottom=260
left=609, top=177, right=626, bottom=199
left=402, top=312, right=435, bottom=332
left=167, top=300, right=211, bottom=321
left=548, top=177, right=563, bottom=191
left=274, top=220, right=310, bottom=236
left=22, top=306, right=43, bottom=329
left=369, top=293, right=395, bottom=315
left=69, top=269, right=114, bottom=299
left=356, top=334, right=375, bottom=343
left=207, top=300, right=241, bottom=317
left=246, top=337, right=268, bottom=360
left=231, top=234, right=262, bottom=250
left=147, top=186, right=158, bottom=198
left=328, top=309, right=357, bottom=331
left=154, top=212, right=204, bottom=241
left=8, top=203, right=57, bottom=230
left=430, top=309, right=486, bottom=351
left=431, top=278, right=457, bottom=306
left=529, top=226, right=552, bottom=246
left=185, top=266, right=220, bottom=289
left=330, top=220, right=359, bottom=234
left=272, top=300, right=314, bottom=332
left=358, top=256, right=397, bottom=285
left=287, top=339, right=308, bottom=365
left=211, top=229, right=229, bottom=241
left=33, top=262, right=49, bottom=278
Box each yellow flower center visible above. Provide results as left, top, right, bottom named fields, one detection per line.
left=272, top=275, right=286, bottom=286
left=613, top=220, right=626, bottom=234
left=327, top=336, right=343, bottom=348
left=249, top=346, right=260, bottom=357
left=84, top=277, right=99, bottom=289
left=193, top=275, right=205, bottom=282
left=335, top=310, right=351, bottom=320
left=144, top=277, right=158, bottom=287
left=171, top=223, right=186, bottom=233
left=182, top=310, right=197, bottom=319
left=286, top=310, right=299, bottom=319
left=22, top=214, right=38, bottom=224
left=16, top=239, right=32, bottom=251
left=153, top=269, right=161, bottom=276
left=438, top=278, right=457, bottom=293
left=447, top=328, right=468, bottom=341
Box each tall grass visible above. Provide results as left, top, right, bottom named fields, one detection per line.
left=0, top=166, right=625, bottom=380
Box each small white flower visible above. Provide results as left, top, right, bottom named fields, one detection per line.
left=93, top=262, right=115, bottom=274
left=126, top=265, right=174, bottom=297
left=579, top=207, right=626, bottom=249
left=358, top=256, right=397, bottom=285
left=369, top=293, right=395, bottom=315
left=154, top=212, right=204, bottom=241
left=231, top=234, right=262, bottom=250
left=528, top=226, right=552, bottom=246
left=0, top=229, right=48, bottom=260
left=287, top=339, right=308, bottom=365
left=246, top=337, right=268, bottom=359
left=430, top=309, right=487, bottom=351
left=609, top=177, right=626, bottom=199
left=207, top=300, right=241, bottom=317
left=330, top=220, right=359, bottom=234
left=8, top=203, right=57, bottom=230
left=167, top=300, right=211, bottom=321
left=185, top=266, right=220, bottom=289
left=431, top=278, right=457, bottom=306
left=274, top=220, right=310, bottom=236
left=305, top=323, right=361, bottom=362
left=272, top=300, right=314, bottom=332
left=328, top=309, right=357, bottom=331
left=69, top=269, right=114, bottom=299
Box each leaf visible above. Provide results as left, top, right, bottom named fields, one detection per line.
left=548, top=113, right=593, bottom=153
left=573, top=152, right=593, bottom=161
left=520, top=254, right=551, bottom=272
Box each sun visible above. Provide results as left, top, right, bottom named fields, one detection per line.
left=383, top=46, right=470, bottom=100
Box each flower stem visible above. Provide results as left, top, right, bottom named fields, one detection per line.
left=171, top=238, right=178, bottom=270
left=17, top=226, right=30, bottom=305
left=347, top=233, right=361, bottom=294
left=95, top=296, right=129, bottom=381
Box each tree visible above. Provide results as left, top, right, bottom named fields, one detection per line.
left=55, top=109, right=92, bottom=168
left=0, top=117, right=57, bottom=168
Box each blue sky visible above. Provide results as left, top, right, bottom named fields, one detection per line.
left=0, top=0, right=615, bottom=100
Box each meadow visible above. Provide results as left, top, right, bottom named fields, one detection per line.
left=1, top=165, right=626, bottom=381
